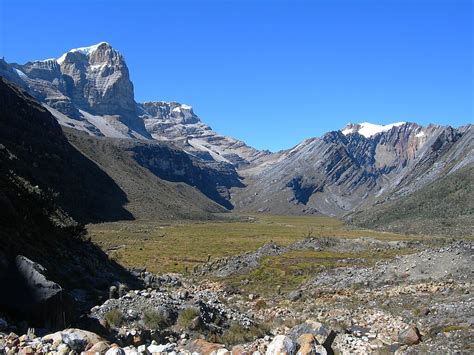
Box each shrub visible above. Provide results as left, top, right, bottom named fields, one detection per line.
left=254, top=299, right=267, bottom=311
left=104, top=309, right=123, bottom=327
left=214, top=322, right=269, bottom=346
left=143, top=309, right=168, bottom=330
left=177, top=307, right=200, bottom=328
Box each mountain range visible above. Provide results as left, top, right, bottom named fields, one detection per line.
left=1, top=42, right=472, bottom=235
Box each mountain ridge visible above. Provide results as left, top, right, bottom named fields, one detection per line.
left=1, top=42, right=472, bottom=231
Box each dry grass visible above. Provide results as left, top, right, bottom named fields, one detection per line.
left=223, top=248, right=415, bottom=296
left=87, top=214, right=417, bottom=274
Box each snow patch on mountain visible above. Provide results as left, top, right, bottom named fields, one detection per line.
left=342, top=122, right=406, bottom=138
left=14, top=68, right=28, bottom=78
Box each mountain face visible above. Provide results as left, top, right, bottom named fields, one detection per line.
left=231, top=122, right=473, bottom=220
left=138, top=101, right=270, bottom=167
left=5, top=42, right=149, bottom=139
left=348, top=164, right=473, bottom=236
left=1, top=42, right=473, bottom=232
left=1, top=42, right=269, bottom=169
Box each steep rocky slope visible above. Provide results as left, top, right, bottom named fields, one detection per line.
left=138, top=101, right=270, bottom=167
left=232, top=123, right=473, bottom=219
left=0, top=76, right=133, bottom=223
left=7, top=42, right=149, bottom=138
left=348, top=163, right=474, bottom=236
left=65, top=128, right=240, bottom=215
left=0, top=77, right=140, bottom=328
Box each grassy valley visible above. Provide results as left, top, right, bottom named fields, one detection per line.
left=88, top=214, right=418, bottom=275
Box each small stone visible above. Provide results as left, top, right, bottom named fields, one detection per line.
left=398, top=326, right=421, bottom=346
left=137, top=344, right=146, bottom=353
left=288, top=290, right=302, bottom=301
left=105, top=345, right=126, bottom=355
left=90, top=341, right=111, bottom=353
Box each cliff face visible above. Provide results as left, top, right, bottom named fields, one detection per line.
left=6, top=43, right=149, bottom=138
left=138, top=101, right=270, bottom=168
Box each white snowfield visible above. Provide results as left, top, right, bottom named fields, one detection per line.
left=14, top=68, right=28, bottom=78
left=342, top=122, right=406, bottom=138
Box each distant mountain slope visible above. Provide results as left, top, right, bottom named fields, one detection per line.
left=347, top=164, right=474, bottom=236
left=232, top=123, right=473, bottom=217
left=1, top=43, right=267, bottom=167
left=138, top=101, right=270, bottom=168
left=65, top=128, right=238, bottom=217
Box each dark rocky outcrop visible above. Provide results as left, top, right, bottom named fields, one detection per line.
left=0, top=256, right=74, bottom=330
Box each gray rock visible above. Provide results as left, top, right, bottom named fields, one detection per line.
left=288, top=290, right=303, bottom=302
left=9, top=256, right=73, bottom=329
left=398, top=326, right=421, bottom=346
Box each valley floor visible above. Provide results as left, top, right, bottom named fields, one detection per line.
left=3, top=215, right=473, bottom=354
left=85, top=215, right=474, bottom=353
left=87, top=214, right=416, bottom=275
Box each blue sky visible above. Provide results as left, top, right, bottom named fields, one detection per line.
left=1, top=0, right=472, bottom=151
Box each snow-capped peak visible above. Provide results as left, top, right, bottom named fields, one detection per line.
left=56, top=42, right=110, bottom=65
left=341, top=122, right=406, bottom=138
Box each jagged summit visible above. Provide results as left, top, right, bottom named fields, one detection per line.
left=56, top=42, right=111, bottom=64
left=341, top=122, right=407, bottom=138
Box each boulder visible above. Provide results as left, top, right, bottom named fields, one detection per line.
left=43, top=328, right=104, bottom=353
left=266, top=335, right=297, bottom=355
left=1, top=256, right=74, bottom=329
left=289, top=320, right=330, bottom=345
left=188, top=339, right=225, bottom=354
left=398, top=326, right=421, bottom=345
left=89, top=340, right=111, bottom=353
left=105, top=345, right=126, bottom=355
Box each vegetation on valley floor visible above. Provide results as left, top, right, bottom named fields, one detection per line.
left=88, top=214, right=420, bottom=275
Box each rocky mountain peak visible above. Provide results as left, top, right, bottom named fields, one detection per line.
left=56, top=42, right=112, bottom=65
left=139, top=101, right=200, bottom=125
left=341, top=122, right=407, bottom=138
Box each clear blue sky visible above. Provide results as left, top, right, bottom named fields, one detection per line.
left=1, top=0, right=472, bottom=151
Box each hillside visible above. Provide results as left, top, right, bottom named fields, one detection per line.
left=0, top=76, right=133, bottom=224
left=0, top=77, right=140, bottom=327
left=64, top=128, right=234, bottom=219
left=348, top=164, right=474, bottom=236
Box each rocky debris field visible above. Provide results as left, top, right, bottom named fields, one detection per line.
left=192, top=236, right=422, bottom=278
left=1, top=238, right=473, bottom=354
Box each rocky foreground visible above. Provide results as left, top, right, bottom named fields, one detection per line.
left=1, top=239, right=473, bottom=354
